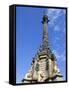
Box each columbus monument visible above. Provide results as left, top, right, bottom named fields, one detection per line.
left=22, top=13, right=63, bottom=83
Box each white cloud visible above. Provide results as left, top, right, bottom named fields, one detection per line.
left=47, top=9, right=63, bottom=25
left=55, top=37, right=60, bottom=41
left=62, top=10, right=66, bottom=15
left=52, top=50, right=66, bottom=62
left=52, top=37, right=60, bottom=47
left=54, top=25, right=60, bottom=31
left=47, top=8, right=66, bottom=32
left=47, top=8, right=65, bottom=22
left=46, top=9, right=66, bottom=61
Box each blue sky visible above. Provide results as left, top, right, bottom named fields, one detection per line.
left=16, top=6, right=66, bottom=83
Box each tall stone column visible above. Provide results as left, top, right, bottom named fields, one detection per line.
left=42, top=15, right=49, bottom=51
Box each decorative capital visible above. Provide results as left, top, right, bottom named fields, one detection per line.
left=42, top=15, right=49, bottom=24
